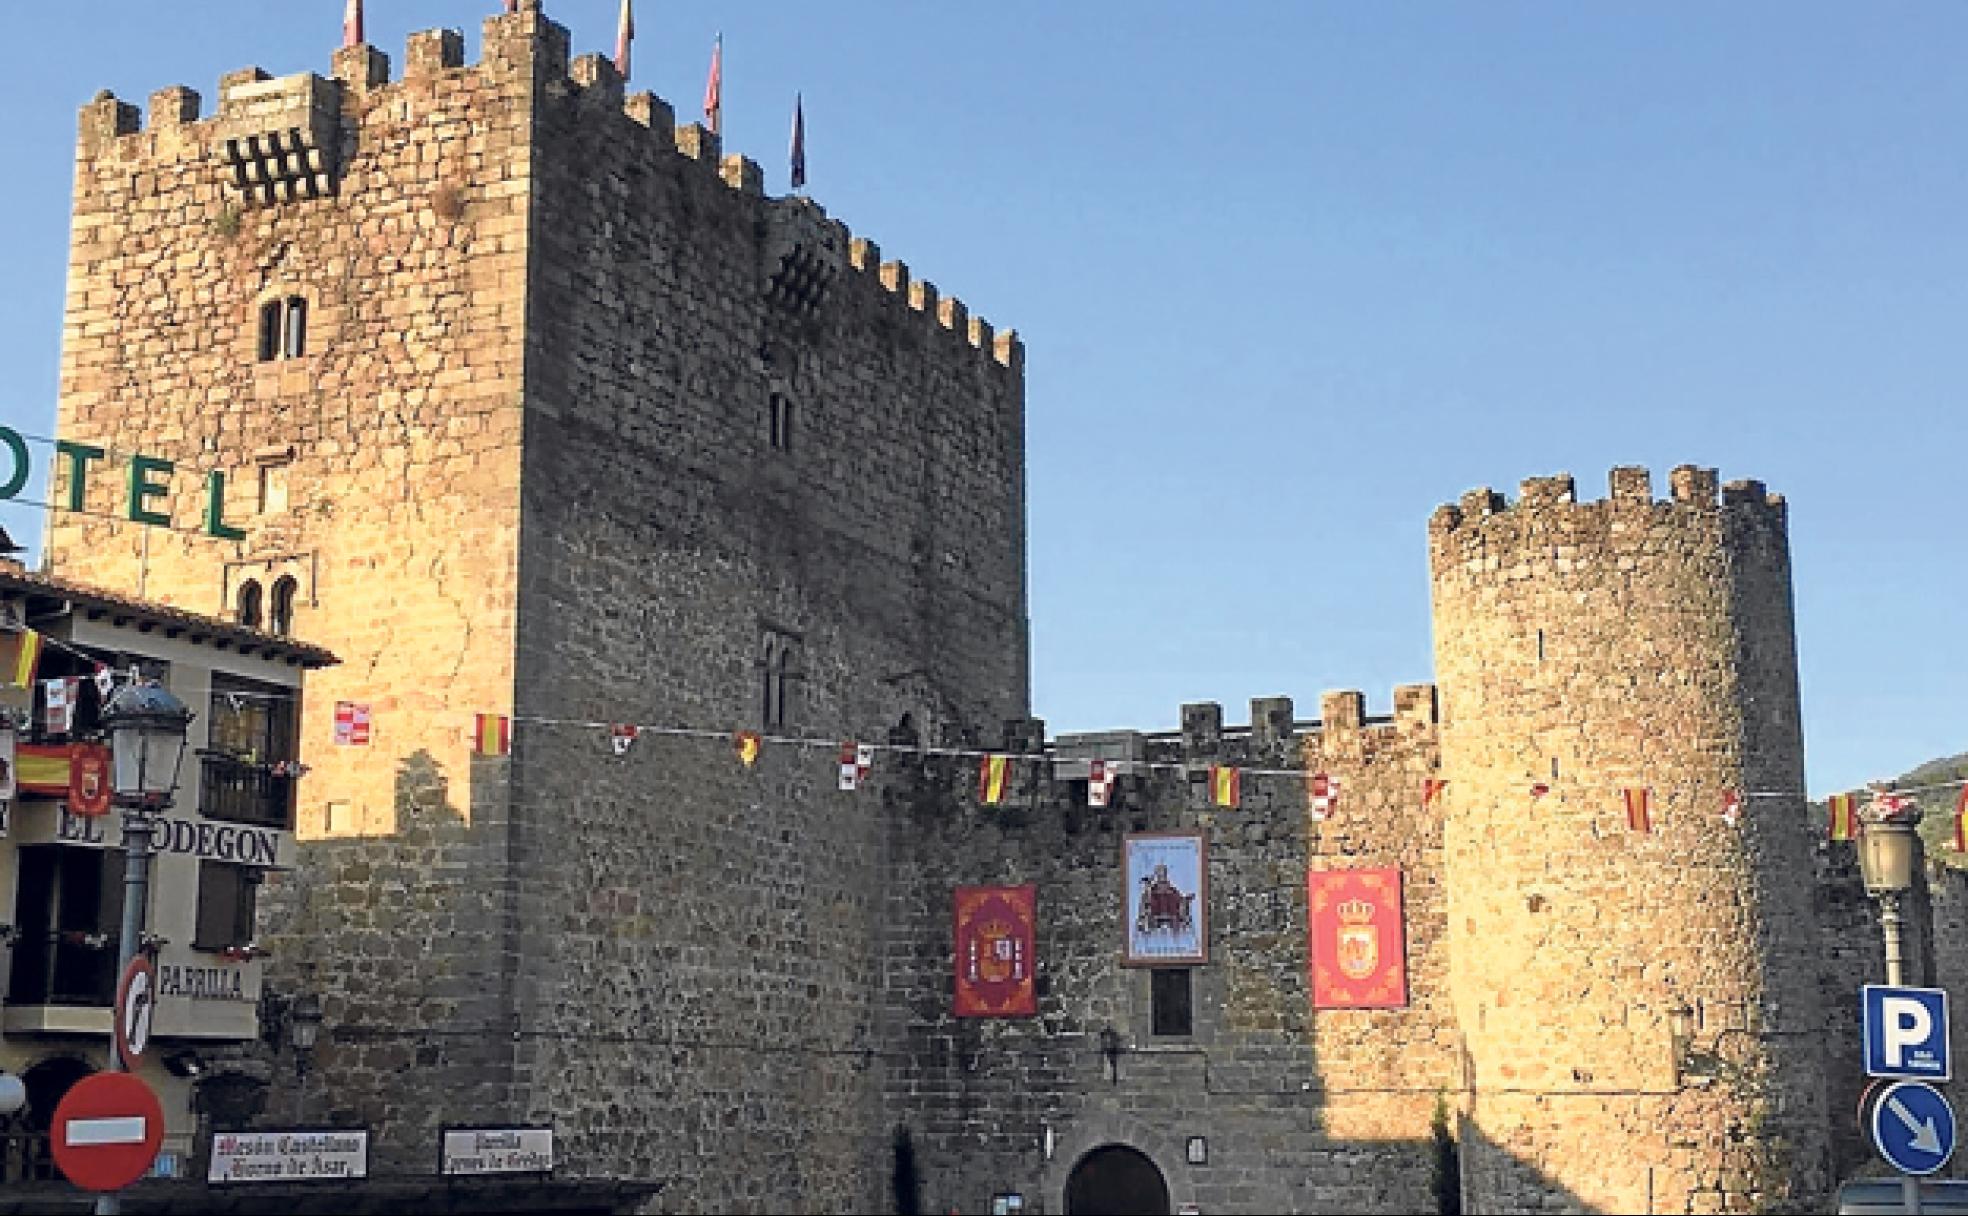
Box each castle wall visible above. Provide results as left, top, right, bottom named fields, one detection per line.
left=1428, top=467, right=1833, bottom=1213
left=489, top=24, right=1028, bottom=1215
left=884, top=692, right=1457, bottom=1215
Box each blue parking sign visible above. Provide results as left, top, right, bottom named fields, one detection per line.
left=1863, top=985, right=1950, bottom=1081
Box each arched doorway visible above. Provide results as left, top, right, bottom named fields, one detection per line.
left=1064, top=1144, right=1170, bottom=1216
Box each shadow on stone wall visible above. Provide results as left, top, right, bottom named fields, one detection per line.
left=251, top=747, right=516, bottom=1169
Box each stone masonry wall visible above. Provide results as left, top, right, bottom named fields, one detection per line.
left=1428, top=467, right=1832, bottom=1214
left=886, top=691, right=1456, bottom=1215
left=497, top=21, right=1028, bottom=1215
left=47, top=16, right=549, bottom=1169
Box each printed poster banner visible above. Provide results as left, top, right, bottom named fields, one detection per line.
left=953, top=884, right=1037, bottom=1018
left=1124, top=832, right=1208, bottom=966
left=1308, top=867, right=1409, bottom=1009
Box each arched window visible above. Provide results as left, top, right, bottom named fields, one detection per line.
left=773, top=648, right=793, bottom=727
left=269, top=576, right=298, bottom=637
left=760, top=635, right=779, bottom=727
left=236, top=580, right=263, bottom=629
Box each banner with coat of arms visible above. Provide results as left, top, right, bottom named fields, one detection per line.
left=953, top=884, right=1037, bottom=1018
left=1308, top=867, right=1408, bottom=1009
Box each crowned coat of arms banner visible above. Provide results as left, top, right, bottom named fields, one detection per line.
left=1308, top=867, right=1408, bottom=1009
left=953, top=885, right=1038, bottom=1018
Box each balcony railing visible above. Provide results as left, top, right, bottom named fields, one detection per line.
left=4, top=930, right=116, bottom=1007
left=198, top=752, right=296, bottom=830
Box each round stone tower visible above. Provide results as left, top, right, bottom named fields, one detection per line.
left=1428, top=465, right=1830, bottom=1213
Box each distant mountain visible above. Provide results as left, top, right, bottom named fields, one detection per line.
left=1905, top=752, right=1968, bottom=864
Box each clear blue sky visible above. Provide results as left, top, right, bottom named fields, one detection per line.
left=0, top=3, right=1961, bottom=798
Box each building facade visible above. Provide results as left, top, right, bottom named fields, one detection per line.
left=31, top=4, right=1942, bottom=1214
left=0, top=564, right=333, bottom=1197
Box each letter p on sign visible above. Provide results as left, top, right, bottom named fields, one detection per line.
left=1886, top=999, right=1935, bottom=1068
left=1864, top=985, right=1951, bottom=1081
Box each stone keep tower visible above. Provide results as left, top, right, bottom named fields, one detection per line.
left=1428, top=467, right=1831, bottom=1213
left=47, top=5, right=1027, bottom=1210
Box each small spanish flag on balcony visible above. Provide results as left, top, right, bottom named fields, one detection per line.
left=474, top=713, right=511, bottom=757
left=1208, top=764, right=1240, bottom=808
left=978, top=754, right=1012, bottom=805
left=734, top=730, right=762, bottom=767
left=1827, top=792, right=1858, bottom=841
left=1623, top=787, right=1652, bottom=834
left=1953, top=787, right=1968, bottom=853
left=1, top=628, right=41, bottom=688
left=1423, top=778, right=1448, bottom=807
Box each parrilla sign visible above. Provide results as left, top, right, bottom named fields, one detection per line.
left=0, top=425, right=245, bottom=539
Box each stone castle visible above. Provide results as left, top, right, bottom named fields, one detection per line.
left=35, top=3, right=1957, bottom=1212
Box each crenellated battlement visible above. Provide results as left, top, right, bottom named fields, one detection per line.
left=74, top=1, right=1017, bottom=373
left=1428, top=464, right=1787, bottom=538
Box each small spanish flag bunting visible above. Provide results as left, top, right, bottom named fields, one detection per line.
left=1208, top=764, right=1240, bottom=808
left=838, top=742, right=873, bottom=791
left=1721, top=789, right=1742, bottom=828
left=1309, top=771, right=1341, bottom=822
left=1827, top=792, right=1857, bottom=842
left=610, top=724, right=640, bottom=756
left=1623, top=787, right=1652, bottom=834
left=734, top=730, right=762, bottom=767
left=474, top=713, right=511, bottom=757
left=1088, top=760, right=1118, bottom=808
left=1, top=628, right=41, bottom=688
left=1423, top=778, right=1448, bottom=807
left=978, top=754, right=1012, bottom=805
left=1953, top=787, right=1968, bottom=853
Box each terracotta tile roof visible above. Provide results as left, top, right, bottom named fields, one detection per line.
left=0, top=565, right=337, bottom=668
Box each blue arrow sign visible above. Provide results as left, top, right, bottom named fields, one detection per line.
left=1871, top=1080, right=1956, bottom=1176
left=1864, top=985, right=1951, bottom=1080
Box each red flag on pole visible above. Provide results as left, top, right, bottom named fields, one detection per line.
left=614, top=0, right=634, bottom=79
left=343, top=0, right=364, bottom=48
left=704, top=34, right=724, bottom=135
left=790, top=93, right=806, bottom=191
left=1954, top=786, right=1968, bottom=853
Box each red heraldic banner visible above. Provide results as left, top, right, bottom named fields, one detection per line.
left=1308, top=867, right=1409, bottom=1009
left=953, top=884, right=1037, bottom=1018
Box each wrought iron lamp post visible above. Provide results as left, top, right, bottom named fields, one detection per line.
left=97, top=678, right=192, bottom=1216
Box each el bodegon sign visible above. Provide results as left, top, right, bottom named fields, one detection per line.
left=0, top=425, right=245, bottom=539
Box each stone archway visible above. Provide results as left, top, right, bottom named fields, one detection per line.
left=1064, top=1143, right=1170, bottom=1216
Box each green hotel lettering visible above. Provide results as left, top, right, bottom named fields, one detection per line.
left=0, top=424, right=244, bottom=540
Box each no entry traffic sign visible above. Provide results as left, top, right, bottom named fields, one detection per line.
left=51, top=1072, right=165, bottom=1193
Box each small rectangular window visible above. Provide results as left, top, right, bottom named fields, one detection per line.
left=1151, top=968, right=1193, bottom=1037
left=194, top=861, right=261, bottom=951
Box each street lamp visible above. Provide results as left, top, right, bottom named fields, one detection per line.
left=97, top=677, right=192, bottom=1216
left=289, top=992, right=323, bottom=1122
left=1856, top=790, right=1924, bottom=988
left=1856, top=788, right=1925, bottom=1216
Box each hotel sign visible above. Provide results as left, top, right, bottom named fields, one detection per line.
left=0, top=425, right=245, bottom=539
left=440, top=1127, right=554, bottom=1176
